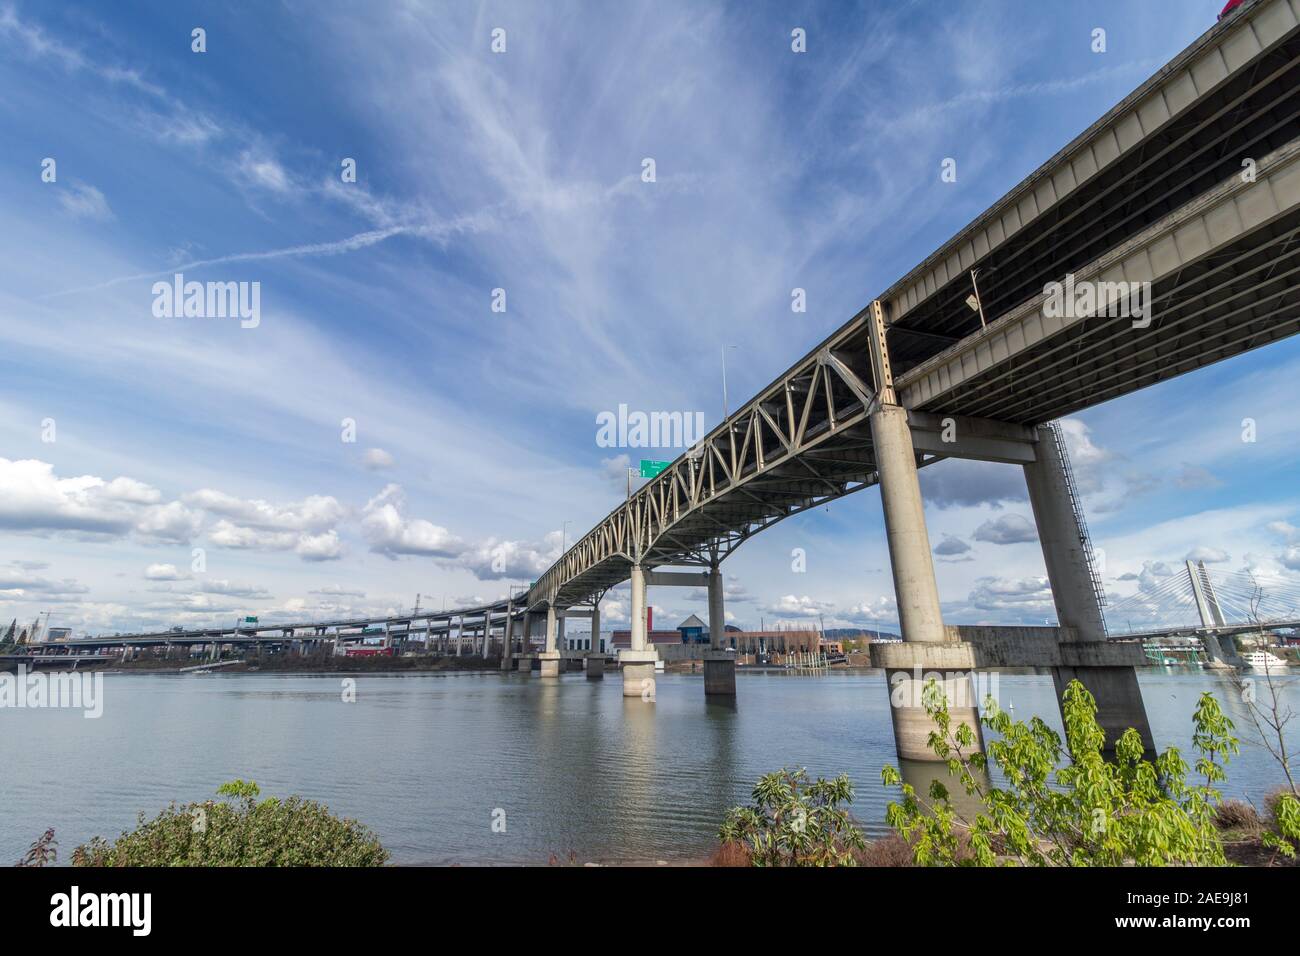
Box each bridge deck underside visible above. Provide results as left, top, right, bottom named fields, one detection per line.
left=886, top=22, right=1300, bottom=378
left=911, top=207, right=1300, bottom=423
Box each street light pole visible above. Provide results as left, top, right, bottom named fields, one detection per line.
left=721, top=344, right=738, bottom=419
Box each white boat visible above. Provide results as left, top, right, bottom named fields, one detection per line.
left=1242, top=650, right=1290, bottom=671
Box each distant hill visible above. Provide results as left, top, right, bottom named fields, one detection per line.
left=721, top=624, right=899, bottom=641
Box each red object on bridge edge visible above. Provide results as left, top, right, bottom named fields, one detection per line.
left=1219, top=0, right=1245, bottom=19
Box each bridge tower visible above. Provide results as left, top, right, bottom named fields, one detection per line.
left=1186, top=559, right=1243, bottom=666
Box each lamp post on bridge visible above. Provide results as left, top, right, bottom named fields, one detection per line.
left=721, top=344, right=738, bottom=419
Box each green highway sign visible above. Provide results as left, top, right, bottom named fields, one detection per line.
left=639, top=459, right=670, bottom=479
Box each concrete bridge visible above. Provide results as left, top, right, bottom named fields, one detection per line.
left=518, top=0, right=1300, bottom=761
left=35, top=0, right=1300, bottom=767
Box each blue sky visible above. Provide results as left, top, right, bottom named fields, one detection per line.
left=2, top=0, right=1299, bottom=637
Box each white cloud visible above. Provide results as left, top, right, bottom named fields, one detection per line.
left=920, top=457, right=1027, bottom=509
left=207, top=520, right=297, bottom=551
left=134, top=501, right=202, bottom=543
left=102, top=477, right=162, bottom=504
left=1185, top=546, right=1230, bottom=564
left=460, top=533, right=560, bottom=580
left=1267, top=521, right=1300, bottom=543
left=237, top=150, right=292, bottom=192
left=972, top=513, right=1037, bottom=545
left=362, top=447, right=395, bottom=470
left=187, top=489, right=344, bottom=560
left=965, top=576, right=1055, bottom=617
left=934, top=534, right=971, bottom=556
left=309, top=584, right=366, bottom=598
left=143, top=562, right=186, bottom=581
left=0, top=570, right=89, bottom=600
left=361, top=484, right=464, bottom=558
left=57, top=181, right=113, bottom=221
left=296, top=530, right=343, bottom=562
left=765, top=594, right=832, bottom=618
left=185, top=489, right=343, bottom=533
left=199, top=579, right=272, bottom=599
left=0, top=458, right=194, bottom=540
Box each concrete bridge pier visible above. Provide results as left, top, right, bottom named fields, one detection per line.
left=620, top=563, right=657, bottom=699
left=702, top=562, right=736, bottom=696
left=539, top=605, right=562, bottom=678
left=1024, top=424, right=1155, bottom=755
left=500, top=605, right=515, bottom=670
left=870, top=400, right=984, bottom=762
left=521, top=611, right=534, bottom=669
left=586, top=603, right=604, bottom=678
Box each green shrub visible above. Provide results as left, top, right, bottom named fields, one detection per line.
left=1262, top=788, right=1300, bottom=860
left=719, top=768, right=867, bottom=866
left=72, top=780, right=388, bottom=867
left=881, top=679, right=1236, bottom=866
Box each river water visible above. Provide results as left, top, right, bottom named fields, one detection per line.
left=1, top=668, right=1294, bottom=865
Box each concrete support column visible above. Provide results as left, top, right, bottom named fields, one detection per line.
left=1023, top=426, right=1106, bottom=641
left=629, top=563, right=647, bottom=651
left=1024, top=423, right=1155, bottom=755
left=621, top=564, right=656, bottom=698
left=501, top=605, right=515, bottom=670
left=704, top=563, right=735, bottom=696
left=870, top=402, right=981, bottom=761
left=870, top=404, right=946, bottom=644
left=586, top=604, right=604, bottom=678
left=544, top=606, right=558, bottom=652
left=707, top=564, right=725, bottom=649
left=539, top=605, right=561, bottom=677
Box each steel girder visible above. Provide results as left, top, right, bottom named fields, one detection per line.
left=530, top=319, right=887, bottom=609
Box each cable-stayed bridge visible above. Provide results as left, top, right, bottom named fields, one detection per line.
left=1108, top=560, right=1300, bottom=641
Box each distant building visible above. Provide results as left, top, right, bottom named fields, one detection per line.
left=677, top=614, right=708, bottom=644
left=564, top=632, right=608, bottom=652
left=46, top=627, right=72, bottom=642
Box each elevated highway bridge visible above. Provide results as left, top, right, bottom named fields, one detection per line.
left=43, top=0, right=1300, bottom=766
